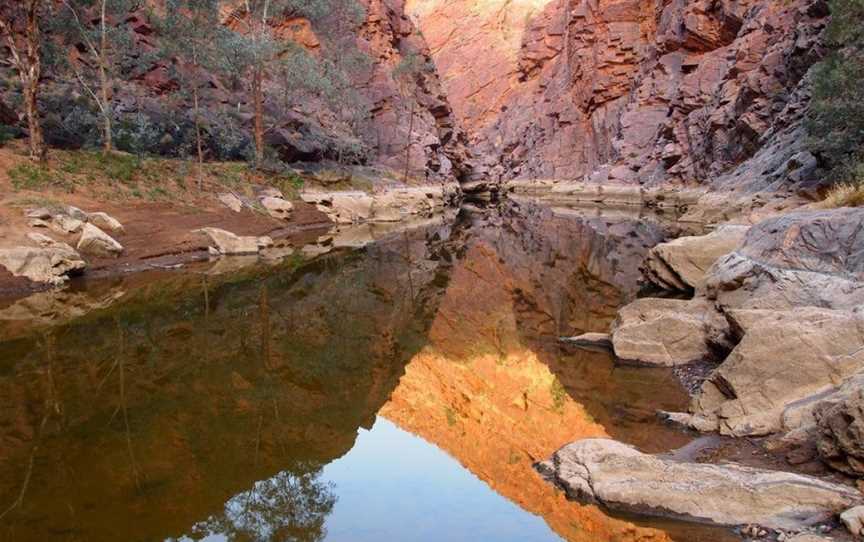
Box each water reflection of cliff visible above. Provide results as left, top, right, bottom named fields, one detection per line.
left=0, top=222, right=455, bottom=542
left=1, top=204, right=696, bottom=542
left=381, top=207, right=679, bottom=542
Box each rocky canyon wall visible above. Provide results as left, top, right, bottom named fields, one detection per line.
left=352, top=0, right=478, bottom=182
left=407, top=0, right=829, bottom=192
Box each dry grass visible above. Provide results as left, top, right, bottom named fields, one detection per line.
left=819, top=181, right=864, bottom=208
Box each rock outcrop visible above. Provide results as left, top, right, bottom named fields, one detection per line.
left=643, top=225, right=748, bottom=292
left=77, top=223, right=124, bottom=258
left=301, top=185, right=458, bottom=224
left=408, top=0, right=828, bottom=193
left=540, top=438, right=861, bottom=530
left=691, top=308, right=864, bottom=436
left=87, top=211, right=125, bottom=233
left=0, top=243, right=86, bottom=285
left=815, top=388, right=864, bottom=477
left=703, top=208, right=864, bottom=311
left=610, top=298, right=731, bottom=366
left=194, top=227, right=272, bottom=255
left=620, top=208, right=864, bottom=466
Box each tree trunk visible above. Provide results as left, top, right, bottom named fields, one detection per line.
left=252, top=65, right=264, bottom=165
left=403, top=99, right=416, bottom=184
left=193, top=84, right=205, bottom=190
left=22, top=71, right=44, bottom=162
left=3, top=0, right=47, bottom=161
left=99, top=0, right=112, bottom=153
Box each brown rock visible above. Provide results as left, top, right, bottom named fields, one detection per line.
left=610, top=298, right=731, bottom=366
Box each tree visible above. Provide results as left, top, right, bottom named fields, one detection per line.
left=156, top=0, right=230, bottom=188
left=57, top=0, right=141, bottom=154
left=221, top=0, right=335, bottom=165
left=393, top=50, right=433, bottom=183
left=0, top=0, right=48, bottom=161
left=807, top=0, right=864, bottom=181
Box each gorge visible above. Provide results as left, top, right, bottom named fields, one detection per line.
left=0, top=0, right=863, bottom=540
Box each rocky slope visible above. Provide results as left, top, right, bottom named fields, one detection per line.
left=2, top=0, right=478, bottom=186
left=407, top=0, right=829, bottom=195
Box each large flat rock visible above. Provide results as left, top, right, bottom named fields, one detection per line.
left=610, top=298, right=731, bottom=366
left=643, top=225, right=749, bottom=292
left=540, top=438, right=861, bottom=530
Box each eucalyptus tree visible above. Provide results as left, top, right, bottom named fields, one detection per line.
left=393, top=50, right=434, bottom=183
left=156, top=0, right=230, bottom=188
left=0, top=0, right=48, bottom=161
left=56, top=0, right=142, bottom=153
left=221, top=0, right=339, bottom=165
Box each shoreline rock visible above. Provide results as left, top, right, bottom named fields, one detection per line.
left=540, top=438, right=861, bottom=531
left=194, top=227, right=272, bottom=256
left=610, top=298, right=731, bottom=366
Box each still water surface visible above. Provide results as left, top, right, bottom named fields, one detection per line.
left=0, top=205, right=736, bottom=541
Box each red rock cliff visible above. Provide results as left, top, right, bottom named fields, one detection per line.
left=407, top=0, right=829, bottom=191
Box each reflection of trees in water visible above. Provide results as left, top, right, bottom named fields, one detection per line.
left=191, top=464, right=336, bottom=542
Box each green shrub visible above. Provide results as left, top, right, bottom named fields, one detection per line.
left=806, top=0, right=864, bottom=181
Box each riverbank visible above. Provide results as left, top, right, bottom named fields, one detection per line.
left=543, top=191, right=864, bottom=540
left=0, top=145, right=461, bottom=299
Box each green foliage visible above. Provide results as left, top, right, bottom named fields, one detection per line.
left=271, top=171, right=305, bottom=199
left=9, top=163, right=71, bottom=192
left=59, top=150, right=142, bottom=183
left=0, top=124, right=20, bottom=146
left=806, top=0, right=864, bottom=181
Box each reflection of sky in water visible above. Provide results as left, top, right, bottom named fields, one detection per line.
left=174, top=418, right=560, bottom=542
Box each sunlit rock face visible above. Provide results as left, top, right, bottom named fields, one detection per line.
left=405, top=0, right=555, bottom=139
left=408, top=0, right=828, bottom=189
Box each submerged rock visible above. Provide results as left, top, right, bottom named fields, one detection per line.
left=540, top=438, right=861, bottom=530
left=559, top=332, right=612, bottom=349
left=610, top=298, right=731, bottom=366
left=77, top=224, right=124, bottom=258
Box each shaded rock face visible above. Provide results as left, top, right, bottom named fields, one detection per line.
left=815, top=388, right=864, bottom=477
left=703, top=208, right=864, bottom=310
left=408, top=0, right=828, bottom=189
left=541, top=438, right=861, bottom=530
left=352, top=0, right=477, bottom=182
